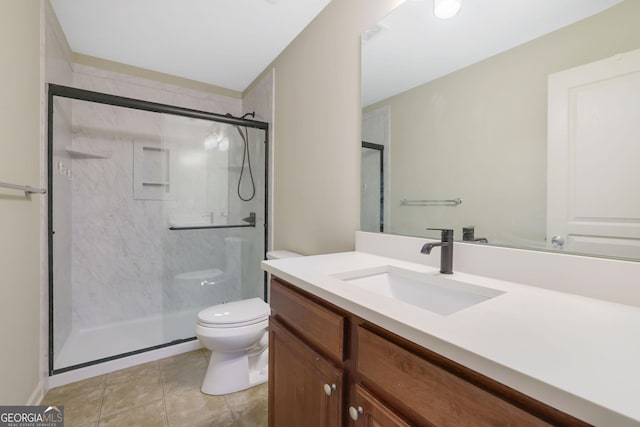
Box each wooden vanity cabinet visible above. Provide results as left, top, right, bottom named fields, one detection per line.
left=268, top=277, right=591, bottom=427
left=269, top=278, right=346, bottom=427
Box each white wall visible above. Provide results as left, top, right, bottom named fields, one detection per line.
left=0, top=0, right=43, bottom=404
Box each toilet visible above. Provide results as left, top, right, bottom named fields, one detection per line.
left=196, top=298, right=270, bottom=395
left=195, top=250, right=302, bottom=395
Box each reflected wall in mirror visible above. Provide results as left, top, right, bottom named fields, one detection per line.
left=361, top=0, right=640, bottom=260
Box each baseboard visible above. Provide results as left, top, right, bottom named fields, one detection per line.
left=27, top=379, right=44, bottom=405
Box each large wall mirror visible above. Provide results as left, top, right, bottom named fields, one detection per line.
left=361, top=0, right=640, bottom=261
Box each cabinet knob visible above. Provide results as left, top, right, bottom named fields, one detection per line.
left=348, top=406, right=364, bottom=421
left=323, top=383, right=337, bottom=396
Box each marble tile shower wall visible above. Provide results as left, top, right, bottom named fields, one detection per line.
left=67, top=65, right=247, bottom=329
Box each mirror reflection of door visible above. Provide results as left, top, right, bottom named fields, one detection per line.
left=547, top=47, right=640, bottom=258
left=361, top=142, right=384, bottom=232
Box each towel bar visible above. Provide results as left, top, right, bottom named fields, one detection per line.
left=400, top=198, right=462, bottom=206
left=0, top=181, right=47, bottom=196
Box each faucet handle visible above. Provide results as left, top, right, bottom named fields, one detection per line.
left=427, top=228, right=454, bottom=240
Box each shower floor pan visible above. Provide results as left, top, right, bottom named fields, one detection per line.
left=54, top=308, right=200, bottom=371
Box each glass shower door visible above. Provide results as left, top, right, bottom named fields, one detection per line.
left=159, top=116, right=267, bottom=344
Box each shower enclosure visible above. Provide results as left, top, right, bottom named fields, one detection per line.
left=47, top=85, right=268, bottom=374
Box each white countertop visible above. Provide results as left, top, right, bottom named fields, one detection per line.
left=262, top=251, right=640, bottom=426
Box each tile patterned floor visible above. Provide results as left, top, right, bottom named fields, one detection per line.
left=40, top=349, right=268, bottom=427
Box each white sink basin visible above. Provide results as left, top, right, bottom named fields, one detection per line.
left=332, top=265, right=504, bottom=315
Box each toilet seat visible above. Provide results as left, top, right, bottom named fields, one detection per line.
left=197, top=298, right=270, bottom=328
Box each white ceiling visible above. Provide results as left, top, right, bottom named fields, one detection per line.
left=50, top=0, right=332, bottom=92
left=362, top=0, right=623, bottom=106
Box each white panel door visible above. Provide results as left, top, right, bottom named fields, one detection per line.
left=547, top=48, right=640, bottom=258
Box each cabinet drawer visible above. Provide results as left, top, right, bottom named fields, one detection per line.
left=270, top=278, right=345, bottom=361
left=357, top=326, right=554, bottom=427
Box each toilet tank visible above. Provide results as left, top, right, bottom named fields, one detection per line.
left=171, top=268, right=236, bottom=310
left=174, top=268, right=225, bottom=287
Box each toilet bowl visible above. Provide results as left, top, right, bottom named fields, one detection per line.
left=195, top=297, right=271, bottom=395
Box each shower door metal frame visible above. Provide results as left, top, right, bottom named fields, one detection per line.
left=47, top=83, right=270, bottom=375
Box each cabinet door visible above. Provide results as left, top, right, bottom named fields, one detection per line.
left=349, top=384, right=412, bottom=427
left=269, top=318, right=343, bottom=427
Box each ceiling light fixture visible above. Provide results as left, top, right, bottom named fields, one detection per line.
left=434, top=0, right=461, bottom=19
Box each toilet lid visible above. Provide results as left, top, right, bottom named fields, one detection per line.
left=197, top=298, right=270, bottom=326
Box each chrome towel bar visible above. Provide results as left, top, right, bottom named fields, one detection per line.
left=400, top=198, right=462, bottom=206
left=0, top=181, right=47, bottom=195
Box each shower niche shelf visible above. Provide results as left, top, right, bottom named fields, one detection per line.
left=65, top=146, right=111, bottom=159
left=141, top=181, right=170, bottom=186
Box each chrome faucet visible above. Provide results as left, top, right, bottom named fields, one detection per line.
left=421, top=228, right=454, bottom=274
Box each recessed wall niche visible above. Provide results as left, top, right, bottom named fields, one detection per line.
left=133, top=140, right=177, bottom=200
